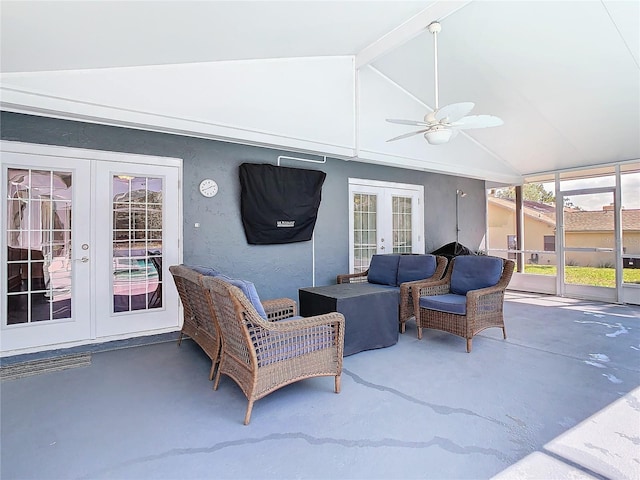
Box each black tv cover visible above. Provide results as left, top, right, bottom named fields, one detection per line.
left=239, top=163, right=326, bottom=245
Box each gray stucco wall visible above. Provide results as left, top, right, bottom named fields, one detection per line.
left=1, top=112, right=486, bottom=301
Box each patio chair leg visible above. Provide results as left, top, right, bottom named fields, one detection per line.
left=502, top=327, right=507, bottom=339
left=417, top=326, right=423, bottom=340
left=244, top=400, right=254, bottom=425
left=466, top=338, right=472, bottom=353
left=177, top=332, right=183, bottom=346
left=209, top=361, right=216, bottom=381
left=335, top=375, right=341, bottom=394
left=399, top=320, right=405, bottom=334
left=213, top=368, right=222, bottom=391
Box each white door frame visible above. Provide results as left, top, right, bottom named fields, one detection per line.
left=348, top=178, right=424, bottom=273
left=1, top=140, right=183, bottom=356
left=558, top=186, right=618, bottom=303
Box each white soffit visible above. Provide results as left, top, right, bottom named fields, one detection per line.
left=1, top=57, right=356, bottom=157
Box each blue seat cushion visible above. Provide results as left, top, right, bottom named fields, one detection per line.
left=190, top=265, right=222, bottom=277
left=273, top=315, right=304, bottom=322
left=450, top=256, right=503, bottom=295
left=420, top=294, right=467, bottom=315
left=367, top=254, right=401, bottom=286
left=216, top=274, right=268, bottom=320
left=397, top=254, right=437, bottom=284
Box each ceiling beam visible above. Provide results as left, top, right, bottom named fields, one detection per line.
left=355, top=1, right=472, bottom=69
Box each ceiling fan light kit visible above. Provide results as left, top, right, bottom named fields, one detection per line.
left=425, top=127, right=452, bottom=145
left=386, top=21, right=503, bottom=145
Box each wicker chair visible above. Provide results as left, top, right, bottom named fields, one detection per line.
left=412, top=256, right=515, bottom=352
left=337, top=254, right=448, bottom=333
left=169, top=265, right=222, bottom=380
left=202, top=276, right=345, bottom=425
left=169, top=265, right=299, bottom=380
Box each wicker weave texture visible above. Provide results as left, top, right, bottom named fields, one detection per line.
left=413, top=257, right=515, bottom=352
left=336, top=271, right=369, bottom=284
left=169, top=265, right=221, bottom=380
left=398, top=255, right=448, bottom=332
left=203, top=276, right=345, bottom=425
left=262, top=298, right=297, bottom=320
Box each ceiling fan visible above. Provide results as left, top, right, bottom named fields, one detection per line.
left=386, top=21, right=503, bottom=145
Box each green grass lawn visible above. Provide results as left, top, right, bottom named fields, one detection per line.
left=524, top=265, right=640, bottom=287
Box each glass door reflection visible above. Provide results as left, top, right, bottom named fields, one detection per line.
left=112, top=175, right=163, bottom=313
left=6, top=168, right=72, bottom=324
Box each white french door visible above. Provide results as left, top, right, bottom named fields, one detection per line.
left=2, top=154, right=92, bottom=351
left=1, top=142, right=182, bottom=354
left=94, top=161, right=181, bottom=338
left=349, top=179, right=424, bottom=273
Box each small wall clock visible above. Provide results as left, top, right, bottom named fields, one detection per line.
left=199, top=179, right=219, bottom=197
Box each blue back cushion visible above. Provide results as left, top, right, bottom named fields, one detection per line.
left=217, top=274, right=268, bottom=320
left=367, top=254, right=401, bottom=286
left=191, top=265, right=222, bottom=277
left=450, top=256, right=503, bottom=295
left=397, top=255, right=437, bottom=284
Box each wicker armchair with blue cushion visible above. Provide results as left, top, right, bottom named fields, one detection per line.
left=203, top=276, right=345, bottom=425
left=411, top=256, right=515, bottom=352
left=169, top=265, right=297, bottom=381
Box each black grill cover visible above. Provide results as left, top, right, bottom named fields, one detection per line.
left=239, top=163, right=326, bottom=245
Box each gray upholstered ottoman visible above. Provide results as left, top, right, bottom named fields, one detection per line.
left=299, top=283, right=398, bottom=356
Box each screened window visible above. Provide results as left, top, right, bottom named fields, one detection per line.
left=544, top=235, right=555, bottom=252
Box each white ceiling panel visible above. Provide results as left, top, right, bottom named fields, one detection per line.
left=1, top=1, right=638, bottom=182
left=0, top=1, right=432, bottom=72
left=372, top=0, right=640, bottom=176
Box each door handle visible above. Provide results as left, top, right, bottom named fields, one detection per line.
left=380, top=246, right=385, bottom=250
left=76, top=257, right=89, bottom=263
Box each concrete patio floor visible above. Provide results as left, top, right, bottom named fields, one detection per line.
left=1, top=292, right=639, bottom=480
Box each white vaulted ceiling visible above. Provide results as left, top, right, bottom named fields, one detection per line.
left=1, top=1, right=638, bottom=185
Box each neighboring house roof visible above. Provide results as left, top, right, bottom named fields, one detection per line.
left=488, top=196, right=640, bottom=232
left=522, top=200, right=557, bottom=218
left=564, top=210, right=640, bottom=232
left=488, top=196, right=556, bottom=227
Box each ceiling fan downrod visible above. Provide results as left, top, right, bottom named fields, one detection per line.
left=428, top=21, right=442, bottom=111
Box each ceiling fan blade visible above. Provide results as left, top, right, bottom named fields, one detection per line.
left=386, top=129, right=430, bottom=142
left=452, top=114, right=504, bottom=130
left=386, top=118, right=430, bottom=127
left=434, top=102, right=475, bottom=123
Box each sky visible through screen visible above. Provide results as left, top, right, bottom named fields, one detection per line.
left=542, top=172, right=639, bottom=211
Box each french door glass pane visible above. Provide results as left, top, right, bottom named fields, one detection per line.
left=6, top=168, right=72, bottom=325
left=112, top=175, right=163, bottom=313
left=392, top=196, right=412, bottom=253
left=353, top=193, right=377, bottom=273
